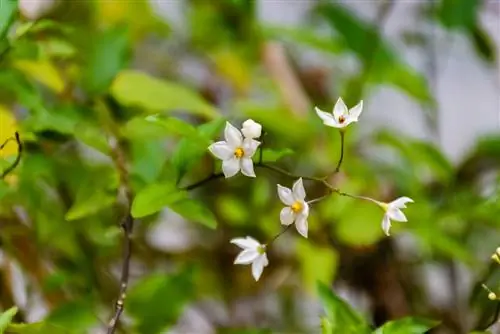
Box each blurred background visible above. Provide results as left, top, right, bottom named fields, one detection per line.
left=0, top=0, right=499, bottom=333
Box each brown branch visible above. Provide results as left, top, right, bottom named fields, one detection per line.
left=1, top=132, right=22, bottom=179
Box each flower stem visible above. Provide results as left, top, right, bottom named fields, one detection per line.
left=334, top=130, right=345, bottom=173
left=267, top=224, right=293, bottom=246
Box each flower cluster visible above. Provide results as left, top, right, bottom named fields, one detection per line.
left=208, top=99, right=414, bottom=281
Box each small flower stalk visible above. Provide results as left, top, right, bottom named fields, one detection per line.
left=277, top=178, right=309, bottom=238
left=231, top=236, right=269, bottom=281
left=208, top=121, right=260, bottom=178
left=315, top=97, right=363, bottom=130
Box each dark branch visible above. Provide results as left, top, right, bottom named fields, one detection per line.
left=1, top=132, right=22, bottom=179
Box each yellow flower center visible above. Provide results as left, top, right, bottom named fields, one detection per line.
left=257, top=245, right=266, bottom=254
left=291, top=201, right=303, bottom=213
left=234, top=147, right=244, bottom=158
left=338, top=115, right=346, bottom=124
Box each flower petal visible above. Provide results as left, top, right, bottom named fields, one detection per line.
left=387, top=208, right=407, bottom=222
left=382, top=214, right=391, bottom=236
left=301, top=201, right=309, bottom=218
left=333, top=97, right=348, bottom=120
left=280, top=207, right=295, bottom=225
left=277, top=184, right=294, bottom=205
left=349, top=100, right=363, bottom=120
left=242, top=138, right=260, bottom=157
left=240, top=157, right=256, bottom=177
left=389, top=196, right=414, bottom=209
left=230, top=236, right=260, bottom=250
left=251, top=255, right=266, bottom=281
left=315, top=107, right=338, bottom=127
left=208, top=141, right=233, bottom=160
left=222, top=157, right=240, bottom=178
left=224, top=122, right=242, bottom=147
left=295, top=214, right=308, bottom=238
left=292, top=178, right=306, bottom=201
left=234, top=249, right=259, bottom=265
left=262, top=253, right=269, bottom=267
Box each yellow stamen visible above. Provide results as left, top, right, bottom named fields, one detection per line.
left=291, top=201, right=303, bottom=213
left=234, top=147, right=244, bottom=158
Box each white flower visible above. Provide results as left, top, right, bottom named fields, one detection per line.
left=230, top=236, right=269, bottom=281
left=277, top=178, right=309, bottom=238
left=315, top=97, right=363, bottom=129
left=19, top=0, right=57, bottom=20
left=208, top=122, right=260, bottom=178
left=241, top=119, right=262, bottom=139
left=377, top=197, right=414, bottom=236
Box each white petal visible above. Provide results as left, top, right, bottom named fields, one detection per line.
left=208, top=141, right=233, bottom=160
left=277, top=184, right=294, bottom=206
left=315, top=107, right=338, bottom=127
left=349, top=100, right=363, bottom=120
left=230, top=236, right=260, bottom=250
left=295, top=214, right=308, bottom=238
left=234, top=249, right=259, bottom=265
left=242, top=138, right=260, bottom=157
left=240, top=157, right=256, bottom=177
left=262, top=253, right=269, bottom=267
left=301, top=201, right=309, bottom=218
left=389, top=196, right=414, bottom=209
left=292, top=178, right=306, bottom=201
left=387, top=208, right=407, bottom=222
left=280, top=207, right=295, bottom=225
left=382, top=214, right=391, bottom=236
left=222, top=157, right=240, bottom=178
left=251, top=255, right=266, bottom=281
left=224, top=122, right=242, bottom=147
left=341, top=116, right=358, bottom=127
left=333, top=97, right=348, bottom=120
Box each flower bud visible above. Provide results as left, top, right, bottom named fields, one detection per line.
left=489, top=292, right=497, bottom=300
left=241, top=119, right=262, bottom=139
left=19, top=0, right=57, bottom=20
left=492, top=253, right=500, bottom=265
left=496, top=247, right=500, bottom=257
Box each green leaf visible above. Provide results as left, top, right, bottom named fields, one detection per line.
left=83, top=25, right=130, bottom=95
left=172, top=117, right=225, bottom=181
left=170, top=198, right=217, bottom=229
left=127, top=267, right=196, bottom=334
left=131, top=182, right=187, bottom=218
left=373, top=317, right=439, bottom=334
left=46, top=299, right=97, bottom=332
left=321, top=317, right=334, bottom=334
left=65, top=189, right=116, bottom=221
left=0, top=0, right=17, bottom=41
left=437, top=0, right=479, bottom=29
left=123, top=115, right=199, bottom=140
left=110, top=70, right=218, bottom=118
left=73, top=122, right=111, bottom=154
left=0, top=306, right=18, bottom=332
left=257, top=148, right=294, bottom=163
left=6, top=322, right=70, bottom=334
left=317, top=282, right=370, bottom=334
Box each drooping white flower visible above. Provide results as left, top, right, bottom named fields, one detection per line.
left=376, top=196, right=414, bottom=236
left=241, top=119, right=262, bottom=139
left=277, top=178, right=309, bottom=238
left=208, top=122, right=260, bottom=178
left=315, top=97, right=363, bottom=129
left=230, top=236, right=269, bottom=281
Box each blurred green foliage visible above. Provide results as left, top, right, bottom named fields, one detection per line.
left=0, top=0, right=498, bottom=333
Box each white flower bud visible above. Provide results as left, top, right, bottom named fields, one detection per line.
left=241, top=119, right=262, bottom=139
left=19, top=0, right=57, bottom=20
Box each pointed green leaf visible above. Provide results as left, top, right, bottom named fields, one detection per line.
left=374, top=317, right=439, bottom=334
left=131, top=182, right=187, bottom=218
left=0, top=306, right=18, bottom=332
left=170, top=198, right=217, bottom=229
left=111, top=70, right=218, bottom=118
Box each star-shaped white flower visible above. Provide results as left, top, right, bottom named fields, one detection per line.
left=230, top=236, right=269, bottom=281
left=377, top=196, right=414, bottom=236
left=277, top=178, right=309, bottom=238
left=315, top=97, right=363, bottom=129
left=208, top=122, right=260, bottom=178
left=241, top=119, right=262, bottom=139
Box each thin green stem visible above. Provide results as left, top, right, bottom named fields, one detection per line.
left=267, top=224, right=293, bottom=246
left=334, top=130, right=345, bottom=173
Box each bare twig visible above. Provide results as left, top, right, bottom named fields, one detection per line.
left=1, top=132, right=22, bottom=179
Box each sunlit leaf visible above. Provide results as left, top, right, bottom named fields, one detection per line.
left=123, top=115, right=200, bottom=140
left=131, top=182, right=187, bottom=218
left=373, top=317, right=439, bottom=334
left=0, top=105, right=18, bottom=157
left=110, top=70, right=218, bottom=118
left=0, top=0, right=17, bottom=41
left=13, top=60, right=65, bottom=93
left=317, top=282, right=371, bottom=334
left=7, top=322, right=70, bottom=334
left=170, top=198, right=217, bottom=229
left=65, top=189, right=116, bottom=221
left=0, top=306, right=18, bottom=332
